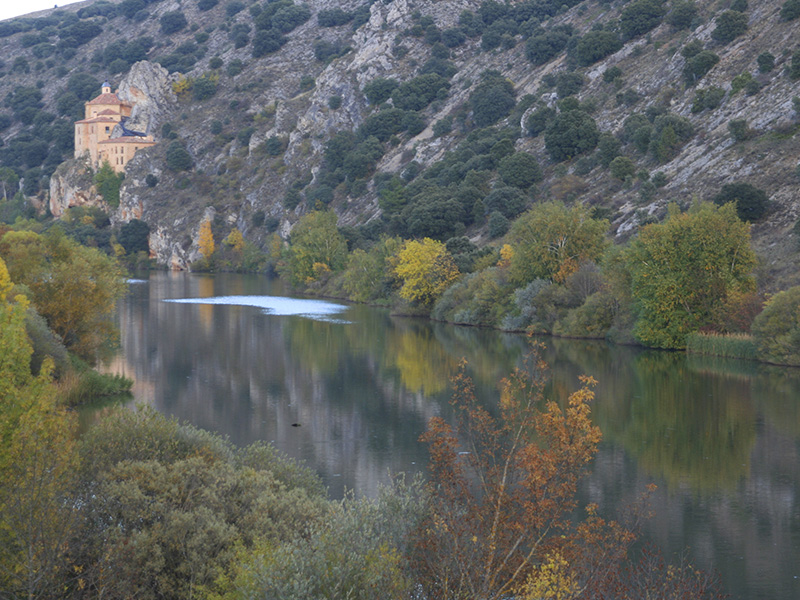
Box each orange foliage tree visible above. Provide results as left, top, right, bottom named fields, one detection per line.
left=412, top=342, right=725, bottom=600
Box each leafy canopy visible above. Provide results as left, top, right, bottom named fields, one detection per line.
left=626, top=203, right=757, bottom=349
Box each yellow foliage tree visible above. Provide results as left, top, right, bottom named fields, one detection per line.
left=0, top=257, right=79, bottom=598
left=198, top=219, right=215, bottom=260
left=392, top=238, right=460, bottom=306
left=0, top=229, right=127, bottom=361
left=224, top=228, right=245, bottom=254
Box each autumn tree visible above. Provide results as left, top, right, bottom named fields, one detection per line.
left=0, top=257, right=79, bottom=599
left=412, top=346, right=634, bottom=600
left=198, top=218, right=215, bottom=259
left=626, top=202, right=757, bottom=349
left=507, top=202, right=609, bottom=285
left=286, top=210, right=348, bottom=287
left=392, top=237, right=460, bottom=306
left=0, top=228, right=127, bottom=361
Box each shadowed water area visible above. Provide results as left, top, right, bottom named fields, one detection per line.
left=96, top=272, right=800, bottom=600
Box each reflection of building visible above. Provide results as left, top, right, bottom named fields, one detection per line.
left=74, top=81, right=155, bottom=173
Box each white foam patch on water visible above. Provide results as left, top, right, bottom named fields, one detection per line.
left=164, top=295, right=349, bottom=322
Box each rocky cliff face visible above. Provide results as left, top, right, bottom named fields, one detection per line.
left=2, top=0, right=800, bottom=279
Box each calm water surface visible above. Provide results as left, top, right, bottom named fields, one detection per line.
left=98, top=272, right=800, bottom=600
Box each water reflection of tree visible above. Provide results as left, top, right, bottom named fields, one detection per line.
left=618, top=351, right=755, bottom=490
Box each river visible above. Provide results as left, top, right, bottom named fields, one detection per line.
left=95, top=271, right=800, bottom=600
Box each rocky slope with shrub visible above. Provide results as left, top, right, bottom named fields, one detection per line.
left=0, top=0, right=798, bottom=283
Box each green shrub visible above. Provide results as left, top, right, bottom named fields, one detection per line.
left=652, top=171, right=668, bottom=187
left=553, top=291, right=617, bottom=338
left=730, top=71, right=753, bottom=95
left=751, top=286, right=800, bottom=365
left=94, top=161, right=124, bottom=207
left=711, top=182, right=768, bottom=222
left=198, top=0, right=219, bottom=11
left=683, top=50, right=720, bottom=84
left=470, top=70, right=515, bottom=127
left=555, top=72, right=584, bottom=98
left=498, top=152, right=541, bottom=189
left=572, top=30, right=622, bottom=66
left=483, top=187, right=527, bottom=218
left=252, top=30, right=288, bottom=58
left=685, top=332, right=758, bottom=360
left=488, top=210, right=509, bottom=238
left=728, top=119, right=752, bottom=142
left=318, top=8, right=353, bottom=27
left=544, top=110, right=599, bottom=162
left=603, top=66, right=623, bottom=83
left=392, top=73, right=449, bottom=111
left=328, top=95, right=342, bottom=109
left=525, top=27, right=571, bottom=65
left=757, top=52, right=775, bottom=73
left=597, top=133, right=622, bottom=167
left=165, top=141, right=193, bottom=171
left=711, top=10, right=747, bottom=44
left=526, top=106, right=555, bottom=137
left=160, top=11, right=187, bottom=34
left=264, top=136, right=286, bottom=156
left=620, top=0, right=667, bottom=40
left=790, top=49, right=800, bottom=80
left=363, top=77, right=398, bottom=105
left=649, top=113, right=693, bottom=162
left=668, top=0, right=698, bottom=29
left=609, top=156, right=636, bottom=180
left=780, top=0, right=800, bottom=21
left=691, top=86, right=725, bottom=112
left=218, top=60, right=240, bottom=79
left=119, top=219, right=150, bottom=254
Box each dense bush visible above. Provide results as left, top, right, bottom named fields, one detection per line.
left=252, top=29, right=288, bottom=57
left=544, top=110, right=600, bottom=162
left=160, top=11, right=188, bottom=35
left=197, top=0, right=219, bottom=11
left=667, top=0, right=698, bottom=29
left=692, top=86, right=725, bottom=112
left=757, top=52, right=775, bottom=73
left=483, top=186, right=527, bottom=219
left=119, top=219, right=151, bottom=254
left=609, top=156, right=636, bottom=180
left=525, top=26, right=571, bottom=65
left=711, top=11, right=748, bottom=44
left=728, top=119, right=752, bottom=142
left=781, top=0, right=800, bottom=21
left=363, top=77, right=398, bottom=105
left=556, top=72, right=584, bottom=98
left=165, top=141, right=193, bottom=171
left=619, top=0, right=667, bottom=40
left=498, top=152, right=541, bottom=189
left=271, top=4, right=311, bottom=33
left=318, top=8, right=353, bottom=27
left=751, top=286, right=800, bottom=365
left=572, top=30, right=622, bottom=66
left=683, top=50, right=720, bottom=84
left=649, top=113, right=694, bottom=162
left=711, top=182, right=769, bottom=222
left=392, top=74, right=449, bottom=111
left=470, top=70, right=515, bottom=127
left=526, top=106, right=555, bottom=137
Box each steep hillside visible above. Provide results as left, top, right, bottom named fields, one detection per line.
left=0, top=0, right=798, bottom=285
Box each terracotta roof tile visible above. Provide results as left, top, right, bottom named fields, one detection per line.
left=87, top=92, right=129, bottom=106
